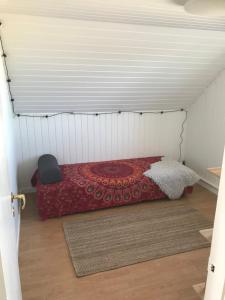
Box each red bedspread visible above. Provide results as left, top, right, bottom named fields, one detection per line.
left=32, top=156, right=167, bottom=220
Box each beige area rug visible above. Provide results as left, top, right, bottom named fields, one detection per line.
left=63, top=202, right=212, bottom=277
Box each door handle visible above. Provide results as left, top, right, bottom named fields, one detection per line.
left=11, top=193, right=26, bottom=210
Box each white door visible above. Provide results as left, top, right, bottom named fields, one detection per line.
left=0, top=56, right=22, bottom=299
left=204, top=149, right=225, bottom=300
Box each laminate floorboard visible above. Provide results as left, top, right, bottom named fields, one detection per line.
left=19, top=184, right=217, bottom=300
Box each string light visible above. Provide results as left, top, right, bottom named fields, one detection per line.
left=6, top=109, right=186, bottom=118
left=0, top=20, right=187, bottom=161
left=0, top=21, right=187, bottom=119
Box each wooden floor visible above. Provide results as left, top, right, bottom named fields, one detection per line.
left=19, top=185, right=217, bottom=300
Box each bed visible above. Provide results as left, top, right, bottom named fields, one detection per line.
left=31, top=156, right=192, bottom=220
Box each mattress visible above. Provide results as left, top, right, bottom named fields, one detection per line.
left=32, top=156, right=167, bottom=220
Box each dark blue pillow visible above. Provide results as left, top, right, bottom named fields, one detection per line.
left=38, top=154, right=62, bottom=184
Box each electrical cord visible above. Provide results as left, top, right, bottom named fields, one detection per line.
left=179, top=110, right=188, bottom=162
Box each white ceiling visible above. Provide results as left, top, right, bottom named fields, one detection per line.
left=0, top=1, right=225, bottom=112
left=1, top=0, right=225, bottom=31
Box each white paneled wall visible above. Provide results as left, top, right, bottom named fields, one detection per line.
left=16, top=111, right=186, bottom=191
left=186, top=70, right=225, bottom=190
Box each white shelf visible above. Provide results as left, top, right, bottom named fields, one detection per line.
left=207, top=168, right=221, bottom=177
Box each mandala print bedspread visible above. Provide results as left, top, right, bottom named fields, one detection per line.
left=32, top=156, right=166, bottom=220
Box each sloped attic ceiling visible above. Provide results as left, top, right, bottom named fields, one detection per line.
left=1, top=0, right=225, bottom=113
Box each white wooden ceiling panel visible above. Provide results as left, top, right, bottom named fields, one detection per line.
left=0, top=5, right=225, bottom=112
left=1, top=0, right=225, bottom=31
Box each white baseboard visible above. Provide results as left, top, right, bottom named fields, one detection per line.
left=199, top=178, right=218, bottom=195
